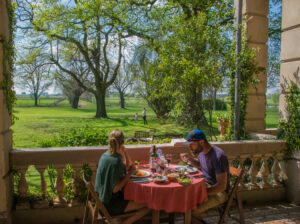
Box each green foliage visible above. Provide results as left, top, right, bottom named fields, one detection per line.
left=215, top=112, right=230, bottom=121
left=203, top=99, right=227, bottom=111
left=278, top=82, right=300, bottom=156
left=156, top=3, right=233, bottom=128
left=270, top=93, right=280, bottom=105
left=126, top=138, right=172, bottom=145
left=227, top=34, right=265, bottom=140
left=0, top=0, right=17, bottom=122
left=38, top=127, right=108, bottom=147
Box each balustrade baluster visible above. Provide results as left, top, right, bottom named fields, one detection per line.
left=271, top=153, right=282, bottom=187
left=260, top=154, right=271, bottom=188
left=53, top=166, right=67, bottom=207
left=16, top=166, right=30, bottom=210
left=35, top=166, right=49, bottom=208
left=249, top=155, right=260, bottom=189
left=239, top=155, right=249, bottom=188
left=18, top=167, right=28, bottom=198
left=228, top=157, right=235, bottom=167
left=71, top=166, right=83, bottom=206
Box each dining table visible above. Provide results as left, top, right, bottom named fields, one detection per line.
left=124, top=165, right=208, bottom=224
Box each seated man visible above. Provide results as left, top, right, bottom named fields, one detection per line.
left=181, top=129, right=230, bottom=221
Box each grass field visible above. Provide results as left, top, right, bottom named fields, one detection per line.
left=12, top=95, right=279, bottom=149
left=12, top=95, right=279, bottom=196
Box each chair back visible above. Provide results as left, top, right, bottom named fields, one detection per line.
left=81, top=172, right=114, bottom=223
left=228, top=167, right=244, bottom=198
left=134, top=131, right=150, bottom=139
left=218, top=166, right=244, bottom=224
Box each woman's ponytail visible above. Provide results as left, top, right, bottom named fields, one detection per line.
left=108, top=130, right=124, bottom=156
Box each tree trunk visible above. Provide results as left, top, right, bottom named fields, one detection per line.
left=71, top=91, right=80, bottom=109
left=195, top=88, right=208, bottom=128
left=34, top=94, right=38, bottom=106
left=95, top=91, right=107, bottom=118
left=213, top=88, right=217, bottom=111
left=119, top=91, right=125, bottom=108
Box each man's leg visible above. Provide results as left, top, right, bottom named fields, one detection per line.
left=193, top=192, right=227, bottom=219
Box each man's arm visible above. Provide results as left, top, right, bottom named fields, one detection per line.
left=180, top=153, right=201, bottom=169
left=206, top=172, right=227, bottom=196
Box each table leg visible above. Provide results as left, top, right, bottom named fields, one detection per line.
left=184, top=209, right=191, bottom=224
left=152, top=210, right=160, bottom=224
left=168, top=213, right=175, bottom=224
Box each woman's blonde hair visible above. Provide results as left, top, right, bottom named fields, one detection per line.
left=108, top=130, right=124, bottom=156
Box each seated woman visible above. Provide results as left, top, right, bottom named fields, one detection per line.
left=95, top=130, right=150, bottom=224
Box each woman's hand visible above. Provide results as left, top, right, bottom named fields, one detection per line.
left=128, top=164, right=136, bottom=175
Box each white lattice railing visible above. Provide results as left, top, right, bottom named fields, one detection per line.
left=10, top=140, right=287, bottom=209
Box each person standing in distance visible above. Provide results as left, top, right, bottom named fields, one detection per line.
left=142, top=108, right=147, bottom=125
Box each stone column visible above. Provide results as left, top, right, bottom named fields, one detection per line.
left=0, top=0, right=13, bottom=223
left=280, top=0, right=300, bottom=205
left=235, top=0, right=269, bottom=133
left=280, top=0, right=300, bottom=120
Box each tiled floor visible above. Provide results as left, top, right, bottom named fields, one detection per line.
left=156, top=202, right=300, bottom=224
left=202, top=203, right=300, bottom=224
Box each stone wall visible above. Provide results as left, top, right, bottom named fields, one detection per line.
left=0, top=0, right=13, bottom=223
left=279, top=0, right=300, bottom=121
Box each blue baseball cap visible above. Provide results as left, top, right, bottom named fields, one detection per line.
left=186, top=129, right=206, bottom=142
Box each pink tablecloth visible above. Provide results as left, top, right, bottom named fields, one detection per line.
left=124, top=172, right=208, bottom=213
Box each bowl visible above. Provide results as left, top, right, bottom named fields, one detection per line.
left=167, top=173, right=178, bottom=181
left=177, top=177, right=192, bottom=186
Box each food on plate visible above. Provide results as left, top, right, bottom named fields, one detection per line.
left=153, top=176, right=168, bottom=183
left=134, top=160, right=140, bottom=165
left=177, top=176, right=191, bottom=185
left=178, top=161, right=187, bottom=166
left=175, top=166, right=197, bottom=174
left=167, top=173, right=178, bottom=181
left=135, top=169, right=146, bottom=177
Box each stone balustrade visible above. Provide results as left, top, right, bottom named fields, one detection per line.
left=10, top=140, right=287, bottom=211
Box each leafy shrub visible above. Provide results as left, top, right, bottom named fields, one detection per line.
left=126, top=138, right=172, bottom=145
left=278, top=82, right=300, bottom=156
left=203, top=98, right=227, bottom=111
left=38, top=127, right=108, bottom=147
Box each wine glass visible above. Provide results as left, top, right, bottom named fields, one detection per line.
left=166, top=154, right=172, bottom=167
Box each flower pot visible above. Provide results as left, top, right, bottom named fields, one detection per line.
left=217, top=118, right=229, bottom=137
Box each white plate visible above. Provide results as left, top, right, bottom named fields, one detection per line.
left=153, top=176, right=168, bottom=183
left=174, top=166, right=198, bottom=174
left=131, top=170, right=151, bottom=178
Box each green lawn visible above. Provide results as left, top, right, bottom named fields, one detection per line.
left=12, top=96, right=279, bottom=149
left=12, top=95, right=279, bottom=196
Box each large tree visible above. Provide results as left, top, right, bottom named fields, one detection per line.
left=157, top=4, right=232, bottom=127
left=132, top=41, right=174, bottom=119
left=113, top=61, right=135, bottom=108
left=15, top=0, right=173, bottom=117
left=55, top=73, right=86, bottom=109
left=53, top=44, right=92, bottom=109
left=16, top=48, right=52, bottom=106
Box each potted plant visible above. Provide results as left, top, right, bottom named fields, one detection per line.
left=216, top=113, right=230, bottom=137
